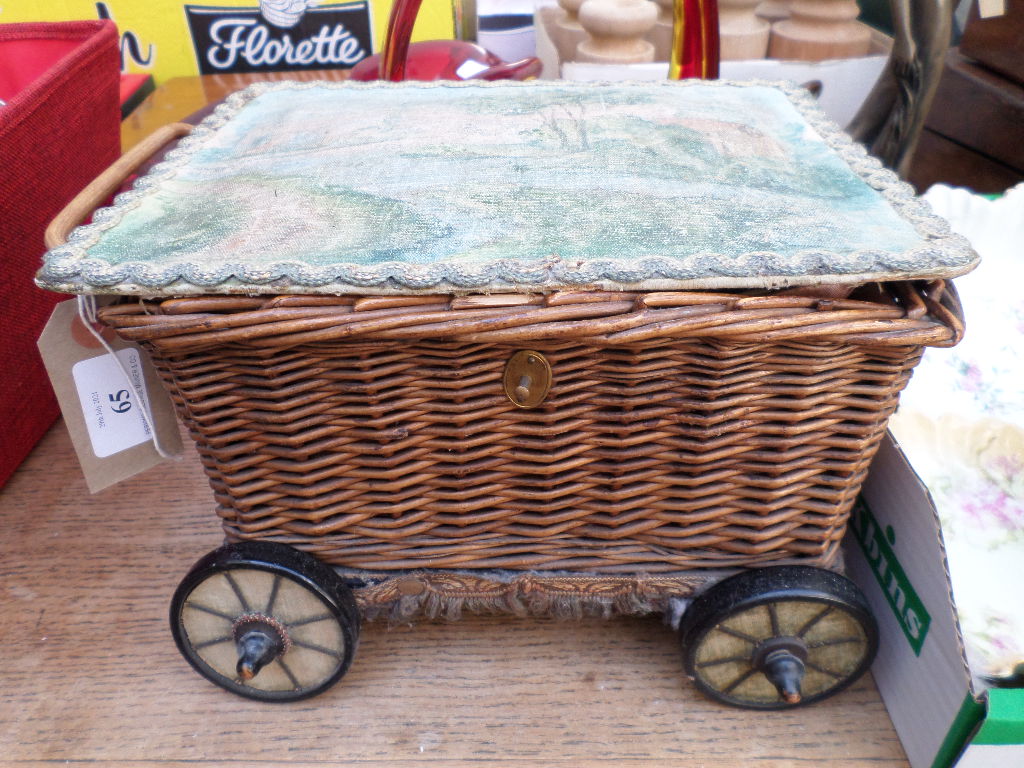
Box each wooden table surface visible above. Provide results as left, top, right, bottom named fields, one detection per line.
left=2, top=73, right=911, bottom=767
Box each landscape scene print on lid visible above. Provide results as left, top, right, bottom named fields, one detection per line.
left=38, top=80, right=977, bottom=296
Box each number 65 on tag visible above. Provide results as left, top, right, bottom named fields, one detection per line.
left=108, top=389, right=132, bottom=414
left=72, top=349, right=152, bottom=458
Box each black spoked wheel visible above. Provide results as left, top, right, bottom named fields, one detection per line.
left=679, top=566, right=878, bottom=709
left=170, top=541, right=360, bottom=702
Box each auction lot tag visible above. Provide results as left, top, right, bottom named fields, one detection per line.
left=38, top=299, right=182, bottom=493
left=72, top=347, right=155, bottom=458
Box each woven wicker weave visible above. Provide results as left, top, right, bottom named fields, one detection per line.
left=99, top=280, right=963, bottom=574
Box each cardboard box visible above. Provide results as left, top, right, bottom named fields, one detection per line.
left=0, top=0, right=456, bottom=84
left=846, top=435, right=1024, bottom=767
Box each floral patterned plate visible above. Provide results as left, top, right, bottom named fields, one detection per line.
left=890, top=183, right=1024, bottom=687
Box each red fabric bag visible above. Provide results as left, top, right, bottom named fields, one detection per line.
left=0, top=20, right=120, bottom=487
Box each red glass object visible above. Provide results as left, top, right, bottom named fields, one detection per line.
left=349, top=39, right=541, bottom=82
left=350, top=0, right=544, bottom=82
left=350, top=0, right=541, bottom=82
left=669, top=0, right=720, bottom=79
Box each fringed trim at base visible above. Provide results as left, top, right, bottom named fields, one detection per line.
left=350, top=570, right=714, bottom=623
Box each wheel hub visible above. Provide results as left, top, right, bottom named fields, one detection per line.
left=232, top=613, right=291, bottom=681
left=753, top=637, right=808, bottom=704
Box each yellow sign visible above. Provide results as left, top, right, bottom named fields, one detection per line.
left=0, top=0, right=456, bottom=83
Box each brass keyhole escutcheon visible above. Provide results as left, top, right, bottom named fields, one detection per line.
left=503, top=350, right=552, bottom=408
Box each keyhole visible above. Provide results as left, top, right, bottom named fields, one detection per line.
left=515, top=374, right=532, bottom=403
left=503, top=350, right=551, bottom=408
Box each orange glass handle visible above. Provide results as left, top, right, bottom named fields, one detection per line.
left=380, top=0, right=424, bottom=81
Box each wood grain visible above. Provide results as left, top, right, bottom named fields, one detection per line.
left=1, top=423, right=909, bottom=766
left=908, top=128, right=1024, bottom=195
left=959, top=0, right=1024, bottom=86
left=923, top=49, right=1024, bottom=174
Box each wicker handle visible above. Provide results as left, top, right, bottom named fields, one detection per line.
left=45, top=122, right=194, bottom=249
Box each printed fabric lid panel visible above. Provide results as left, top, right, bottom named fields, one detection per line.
left=37, top=80, right=978, bottom=297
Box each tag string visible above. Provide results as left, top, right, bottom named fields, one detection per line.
left=77, top=296, right=181, bottom=461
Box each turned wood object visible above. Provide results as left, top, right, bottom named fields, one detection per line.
left=577, top=0, right=658, bottom=64
left=769, top=0, right=871, bottom=61
left=553, top=0, right=590, bottom=63
left=649, top=0, right=675, bottom=61
left=720, top=0, right=770, bottom=59
left=756, top=0, right=791, bottom=22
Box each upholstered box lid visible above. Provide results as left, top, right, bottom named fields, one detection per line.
left=37, top=79, right=978, bottom=297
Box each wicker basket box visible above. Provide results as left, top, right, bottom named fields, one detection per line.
left=98, top=286, right=958, bottom=577
left=37, top=79, right=976, bottom=707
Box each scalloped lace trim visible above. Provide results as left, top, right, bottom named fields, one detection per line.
left=38, top=79, right=978, bottom=296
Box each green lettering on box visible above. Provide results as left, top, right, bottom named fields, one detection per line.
left=851, top=497, right=931, bottom=656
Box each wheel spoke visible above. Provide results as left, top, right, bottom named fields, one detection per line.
left=277, top=658, right=302, bottom=690
left=193, top=634, right=234, bottom=650
left=797, top=605, right=833, bottom=638
left=716, top=625, right=761, bottom=645
left=185, top=601, right=237, bottom=622
left=805, top=659, right=843, bottom=679
left=807, top=636, right=862, bottom=650
left=721, top=666, right=758, bottom=695
left=265, top=574, right=282, bottom=615
left=223, top=571, right=251, bottom=613
left=286, top=613, right=335, bottom=628
left=696, top=653, right=754, bottom=669
left=292, top=638, right=344, bottom=660
left=768, top=603, right=780, bottom=637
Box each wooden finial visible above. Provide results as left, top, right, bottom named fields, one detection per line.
left=650, top=0, right=675, bottom=62
left=576, top=0, right=658, bottom=64
left=553, top=0, right=591, bottom=63
left=768, top=0, right=872, bottom=61
left=720, top=0, right=770, bottom=59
